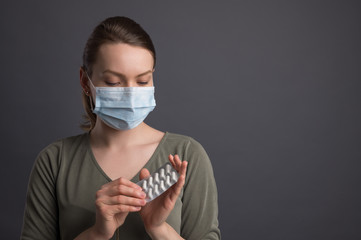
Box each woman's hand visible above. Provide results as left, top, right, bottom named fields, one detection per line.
left=139, top=154, right=188, bottom=238
left=76, top=177, right=147, bottom=239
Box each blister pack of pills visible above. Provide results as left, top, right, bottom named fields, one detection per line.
left=137, top=162, right=179, bottom=202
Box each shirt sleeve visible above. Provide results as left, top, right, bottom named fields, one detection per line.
left=21, top=142, right=61, bottom=240
left=180, top=138, right=221, bottom=239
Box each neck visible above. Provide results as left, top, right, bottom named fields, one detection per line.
left=90, top=120, right=149, bottom=148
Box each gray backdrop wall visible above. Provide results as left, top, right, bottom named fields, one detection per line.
left=1, top=0, right=360, bottom=239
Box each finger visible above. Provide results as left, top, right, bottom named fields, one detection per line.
left=104, top=194, right=146, bottom=207
left=175, top=161, right=188, bottom=189
left=96, top=201, right=141, bottom=216
left=168, top=154, right=176, bottom=168
left=101, top=183, right=145, bottom=199
left=139, top=168, right=150, bottom=180
left=107, top=203, right=142, bottom=214
left=102, top=177, right=142, bottom=191
left=174, top=154, right=182, bottom=171
left=179, top=160, right=188, bottom=177
left=169, top=161, right=188, bottom=202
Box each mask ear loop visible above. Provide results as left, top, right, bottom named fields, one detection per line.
left=89, top=94, right=94, bottom=111
left=84, top=70, right=96, bottom=111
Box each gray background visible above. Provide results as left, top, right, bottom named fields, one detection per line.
left=1, top=0, right=360, bottom=239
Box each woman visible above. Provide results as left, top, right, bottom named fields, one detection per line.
left=21, top=16, right=220, bottom=240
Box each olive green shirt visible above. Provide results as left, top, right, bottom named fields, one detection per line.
left=21, top=132, right=221, bottom=239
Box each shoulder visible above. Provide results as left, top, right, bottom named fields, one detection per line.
left=165, top=132, right=204, bottom=149
left=164, top=132, right=211, bottom=166
left=162, top=132, right=207, bottom=156
left=35, top=133, right=88, bottom=167
left=38, top=133, right=87, bottom=155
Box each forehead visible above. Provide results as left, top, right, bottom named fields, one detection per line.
left=93, top=43, right=154, bottom=75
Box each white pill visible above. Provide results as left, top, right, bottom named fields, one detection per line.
left=142, top=181, right=148, bottom=191
left=160, top=169, right=165, bottom=179
left=171, top=171, right=178, bottom=182
left=148, top=188, right=153, bottom=199
left=154, top=184, right=159, bottom=195
left=154, top=173, right=160, bottom=183
left=166, top=163, right=172, bottom=173
left=148, top=176, right=153, bottom=187
left=166, top=175, right=171, bottom=186
left=160, top=180, right=166, bottom=191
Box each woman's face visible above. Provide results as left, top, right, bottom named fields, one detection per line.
left=87, top=43, right=154, bottom=89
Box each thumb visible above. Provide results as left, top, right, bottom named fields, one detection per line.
left=139, top=168, right=150, bottom=180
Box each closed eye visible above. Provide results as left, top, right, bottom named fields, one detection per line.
left=105, top=82, right=120, bottom=86
left=137, top=82, right=149, bottom=85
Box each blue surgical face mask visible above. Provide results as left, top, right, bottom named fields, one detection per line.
left=87, top=73, right=156, bottom=130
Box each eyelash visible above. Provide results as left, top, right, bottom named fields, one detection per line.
left=105, top=81, right=149, bottom=86
left=137, top=82, right=148, bottom=85
left=105, top=82, right=120, bottom=86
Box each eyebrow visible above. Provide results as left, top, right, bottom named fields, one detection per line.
left=102, top=69, right=154, bottom=78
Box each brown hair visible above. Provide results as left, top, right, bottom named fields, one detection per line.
left=80, top=16, right=156, bottom=131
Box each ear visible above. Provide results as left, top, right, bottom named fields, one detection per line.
left=79, top=67, right=90, bottom=96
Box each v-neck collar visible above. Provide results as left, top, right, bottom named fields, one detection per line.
left=86, top=131, right=169, bottom=183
